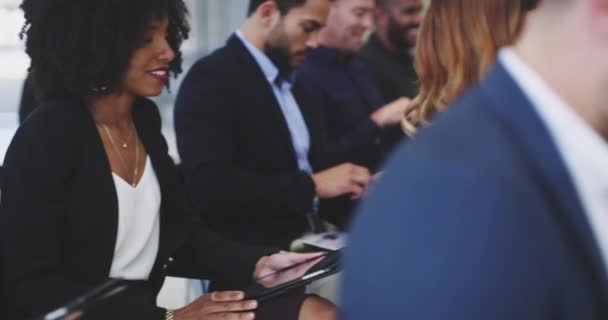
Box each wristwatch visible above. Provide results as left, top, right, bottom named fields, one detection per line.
left=165, top=309, right=174, bottom=320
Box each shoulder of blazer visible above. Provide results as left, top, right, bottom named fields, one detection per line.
left=178, top=39, right=242, bottom=103
left=13, top=97, right=88, bottom=153
left=188, top=36, right=243, bottom=77
left=2, top=98, right=96, bottom=193
left=189, top=34, right=266, bottom=85
left=22, top=97, right=88, bottom=130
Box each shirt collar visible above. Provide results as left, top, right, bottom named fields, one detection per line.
left=499, top=47, right=608, bottom=195
left=236, top=30, right=280, bottom=85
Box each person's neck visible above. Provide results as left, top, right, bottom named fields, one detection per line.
left=317, top=39, right=353, bottom=57
left=376, top=29, right=408, bottom=55
left=514, top=20, right=608, bottom=140
left=87, top=93, right=135, bottom=129
left=240, top=20, right=267, bottom=52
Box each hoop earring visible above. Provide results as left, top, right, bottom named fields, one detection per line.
left=90, top=85, right=109, bottom=94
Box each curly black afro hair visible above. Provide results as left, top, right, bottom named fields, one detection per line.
left=20, top=0, right=189, bottom=100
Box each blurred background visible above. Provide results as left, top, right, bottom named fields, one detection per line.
left=0, top=0, right=250, bottom=161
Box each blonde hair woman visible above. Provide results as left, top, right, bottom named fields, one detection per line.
left=402, top=0, right=534, bottom=135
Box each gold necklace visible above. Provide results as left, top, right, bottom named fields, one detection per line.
left=115, top=124, right=134, bottom=149
left=102, top=124, right=139, bottom=187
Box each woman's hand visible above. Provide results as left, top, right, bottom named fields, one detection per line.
left=173, top=291, right=257, bottom=320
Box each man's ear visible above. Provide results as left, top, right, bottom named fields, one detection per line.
left=257, top=0, right=282, bottom=28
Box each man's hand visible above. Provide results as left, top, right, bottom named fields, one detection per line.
left=312, top=163, right=371, bottom=199
left=173, top=291, right=257, bottom=320
left=370, top=97, right=411, bottom=127
left=254, top=252, right=326, bottom=288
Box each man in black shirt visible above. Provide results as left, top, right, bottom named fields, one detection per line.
left=297, top=0, right=410, bottom=173
left=358, top=0, right=422, bottom=102
left=296, top=0, right=409, bottom=228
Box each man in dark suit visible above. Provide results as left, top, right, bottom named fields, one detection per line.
left=175, top=0, right=371, bottom=250
left=342, top=0, right=608, bottom=318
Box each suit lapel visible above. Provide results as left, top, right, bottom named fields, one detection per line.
left=132, top=99, right=190, bottom=276
left=227, top=35, right=300, bottom=167
left=75, top=101, right=120, bottom=278
left=480, top=63, right=608, bottom=313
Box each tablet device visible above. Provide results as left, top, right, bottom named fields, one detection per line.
left=300, top=232, right=347, bottom=251
left=244, top=250, right=341, bottom=301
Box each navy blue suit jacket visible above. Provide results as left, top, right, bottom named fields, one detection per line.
left=341, top=62, right=608, bottom=319
left=296, top=46, right=403, bottom=171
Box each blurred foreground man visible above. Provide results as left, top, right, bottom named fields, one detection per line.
left=342, top=0, right=608, bottom=318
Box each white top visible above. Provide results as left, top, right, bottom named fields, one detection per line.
left=109, top=156, right=161, bottom=280
left=499, top=48, right=608, bottom=273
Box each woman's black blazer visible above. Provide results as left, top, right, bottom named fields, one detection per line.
left=0, top=97, right=271, bottom=319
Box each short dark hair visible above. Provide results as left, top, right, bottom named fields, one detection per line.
left=20, top=0, right=190, bottom=100
left=248, top=0, right=308, bottom=16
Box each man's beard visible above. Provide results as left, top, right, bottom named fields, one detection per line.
left=386, top=15, right=418, bottom=54
left=265, top=43, right=294, bottom=77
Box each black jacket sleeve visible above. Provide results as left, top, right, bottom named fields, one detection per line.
left=169, top=222, right=278, bottom=290
left=143, top=99, right=278, bottom=289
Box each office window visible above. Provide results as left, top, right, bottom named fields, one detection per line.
left=0, top=0, right=27, bottom=160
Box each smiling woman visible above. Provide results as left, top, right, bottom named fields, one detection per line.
left=20, top=0, right=188, bottom=101
left=121, top=17, right=176, bottom=99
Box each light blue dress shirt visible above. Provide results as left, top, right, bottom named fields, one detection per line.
left=235, top=31, right=314, bottom=175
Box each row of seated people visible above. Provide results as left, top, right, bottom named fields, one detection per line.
left=8, top=0, right=596, bottom=318
left=1, top=0, right=419, bottom=319
left=17, top=0, right=421, bottom=234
